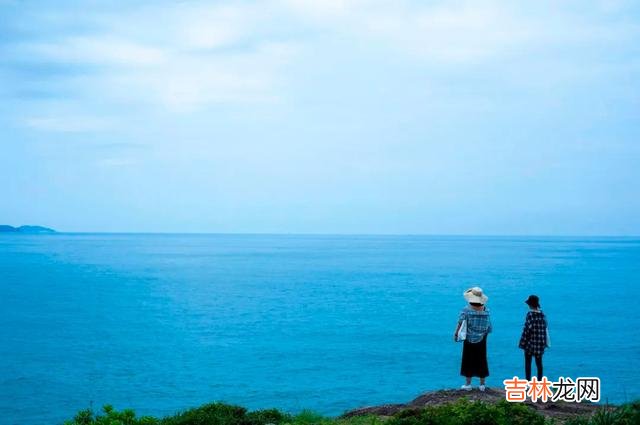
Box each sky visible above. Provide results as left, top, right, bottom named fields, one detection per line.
left=1, top=0, right=639, bottom=235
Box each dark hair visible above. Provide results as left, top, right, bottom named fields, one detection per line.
left=469, top=302, right=484, bottom=307
left=525, top=295, right=540, bottom=308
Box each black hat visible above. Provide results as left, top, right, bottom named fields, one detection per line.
left=525, top=295, right=540, bottom=308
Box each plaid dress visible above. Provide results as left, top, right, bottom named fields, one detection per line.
left=459, top=307, right=492, bottom=378
left=518, top=310, right=548, bottom=356
left=458, top=307, right=492, bottom=343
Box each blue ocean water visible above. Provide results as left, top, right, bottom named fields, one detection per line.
left=1, top=234, right=639, bottom=424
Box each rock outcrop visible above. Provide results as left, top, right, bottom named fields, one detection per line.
left=342, top=388, right=601, bottom=421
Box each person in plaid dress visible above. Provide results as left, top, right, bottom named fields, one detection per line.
left=518, top=295, right=548, bottom=380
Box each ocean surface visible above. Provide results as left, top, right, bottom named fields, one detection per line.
left=1, top=234, right=639, bottom=424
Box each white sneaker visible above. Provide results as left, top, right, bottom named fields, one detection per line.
left=461, top=384, right=472, bottom=391
left=479, top=385, right=486, bottom=392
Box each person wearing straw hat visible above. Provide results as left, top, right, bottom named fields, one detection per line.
left=519, top=295, right=549, bottom=380
left=454, top=286, right=492, bottom=391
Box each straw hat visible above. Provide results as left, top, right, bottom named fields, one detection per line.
left=463, top=286, right=488, bottom=305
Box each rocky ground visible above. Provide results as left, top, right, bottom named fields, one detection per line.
left=342, top=388, right=602, bottom=421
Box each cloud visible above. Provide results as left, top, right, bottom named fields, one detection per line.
left=283, top=0, right=639, bottom=62
left=5, top=0, right=639, bottom=120
left=96, top=157, right=137, bottom=167
left=9, top=2, right=297, bottom=112
left=28, top=37, right=167, bottom=66
left=170, top=3, right=255, bottom=50
left=364, top=3, right=529, bottom=62
left=120, top=41, right=295, bottom=110
left=282, top=0, right=527, bottom=62
left=24, top=115, right=111, bottom=132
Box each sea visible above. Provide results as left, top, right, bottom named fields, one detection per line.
left=1, top=234, right=639, bottom=424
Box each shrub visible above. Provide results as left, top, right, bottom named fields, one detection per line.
left=64, top=404, right=159, bottom=425
left=385, top=399, right=546, bottom=425
left=246, top=408, right=292, bottom=425
left=564, top=401, right=640, bottom=425
left=161, top=403, right=256, bottom=425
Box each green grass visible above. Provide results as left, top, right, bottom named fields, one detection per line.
left=564, top=401, right=640, bottom=425
left=63, top=399, right=640, bottom=425
left=384, top=399, right=546, bottom=425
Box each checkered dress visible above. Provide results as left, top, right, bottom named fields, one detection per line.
left=459, top=307, right=492, bottom=343
left=518, top=310, right=548, bottom=356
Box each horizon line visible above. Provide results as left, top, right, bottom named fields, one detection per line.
left=9, top=231, right=640, bottom=238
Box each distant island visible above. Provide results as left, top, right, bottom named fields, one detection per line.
left=0, top=225, right=56, bottom=234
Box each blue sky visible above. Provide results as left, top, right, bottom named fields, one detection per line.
left=1, top=0, right=639, bottom=234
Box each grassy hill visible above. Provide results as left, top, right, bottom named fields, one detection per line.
left=62, top=389, right=639, bottom=425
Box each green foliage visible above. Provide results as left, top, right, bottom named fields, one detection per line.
left=565, top=401, right=640, bottom=425
left=64, top=403, right=292, bottom=425
left=161, top=402, right=248, bottom=425
left=288, top=409, right=332, bottom=425
left=333, top=415, right=384, bottom=425
left=384, top=399, right=546, bottom=425
left=246, top=408, right=292, bottom=425
left=63, top=399, right=640, bottom=425
left=64, top=404, right=159, bottom=425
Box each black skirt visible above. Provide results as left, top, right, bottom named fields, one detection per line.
left=460, top=336, right=489, bottom=378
